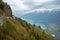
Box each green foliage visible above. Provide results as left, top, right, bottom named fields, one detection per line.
left=0, top=1, right=12, bottom=16
left=0, top=0, right=2, bottom=2
left=4, top=3, right=12, bottom=16
left=0, top=2, right=4, bottom=10
left=38, top=25, right=41, bottom=29
left=0, top=17, right=55, bottom=40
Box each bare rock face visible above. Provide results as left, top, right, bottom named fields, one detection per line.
left=0, top=16, right=5, bottom=26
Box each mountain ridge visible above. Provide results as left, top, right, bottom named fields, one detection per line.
left=22, top=9, right=60, bottom=24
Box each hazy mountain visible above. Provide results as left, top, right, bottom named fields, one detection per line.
left=22, top=9, right=60, bottom=24
left=0, top=0, right=55, bottom=40
left=21, top=9, right=60, bottom=40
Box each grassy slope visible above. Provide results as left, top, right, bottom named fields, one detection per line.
left=0, top=17, right=55, bottom=40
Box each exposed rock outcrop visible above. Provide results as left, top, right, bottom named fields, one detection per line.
left=0, top=16, right=5, bottom=26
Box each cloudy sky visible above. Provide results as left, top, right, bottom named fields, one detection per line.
left=3, top=0, right=60, bottom=16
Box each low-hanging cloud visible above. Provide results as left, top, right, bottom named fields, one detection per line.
left=3, top=0, right=60, bottom=15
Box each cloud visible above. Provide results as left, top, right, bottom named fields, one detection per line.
left=33, top=0, right=53, bottom=5
left=3, top=0, right=55, bottom=11
left=3, top=0, right=60, bottom=15
left=32, top=0, right=60, bottom=9
left=3, top=0, right=31, bottom=11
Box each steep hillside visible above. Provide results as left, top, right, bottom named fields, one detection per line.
left=0, top=17, right=55, bottom=40
left=0, top=0, right=55, bottom=40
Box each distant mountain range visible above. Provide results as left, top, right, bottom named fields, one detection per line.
left=21, top=9, right=60, bottom=40
left=22, top=9, right=60, bottom=24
